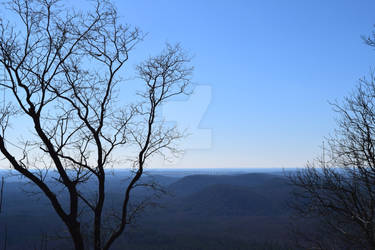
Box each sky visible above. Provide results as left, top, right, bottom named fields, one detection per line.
left=108, top=0, right=375, bottom=168
left=2, top=0, right=375, bottom=169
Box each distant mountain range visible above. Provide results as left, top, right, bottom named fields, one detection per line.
left=0, top=171, right=296, bottom=250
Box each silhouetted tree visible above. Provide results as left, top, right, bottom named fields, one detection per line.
left=289, top=73, right=375, bottom=249
left=288, top=29, right=375, bottom=250
left=0, top=0, right=191, bottom=249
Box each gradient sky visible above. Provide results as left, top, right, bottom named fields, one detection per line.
left=3, top=0, right=375, bottom=169
left=111, top=0, right=375, bottom=169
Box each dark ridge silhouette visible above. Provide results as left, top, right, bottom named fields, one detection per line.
left=168, top=173, right=287, bottom=196
left=175, top=184, right=276, bottom=216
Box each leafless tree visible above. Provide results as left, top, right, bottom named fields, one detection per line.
left=0, top=0, right=192, bottom=249
left=287, top=29, right=375, bottom=250
left=289, top=72, right=375, bottom=249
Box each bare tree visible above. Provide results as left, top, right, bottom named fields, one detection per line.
left=287, top=29, right=375, bottom=250
left=0, top=93, right=7, bottom=250
left=289, top=72, right=375, bottom=249
left=0, top=0, right=192, bottom=249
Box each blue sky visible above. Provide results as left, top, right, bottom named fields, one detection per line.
left=110, top=0, right=375, bottom=168
left=2, top=0, right=375, bottom=170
